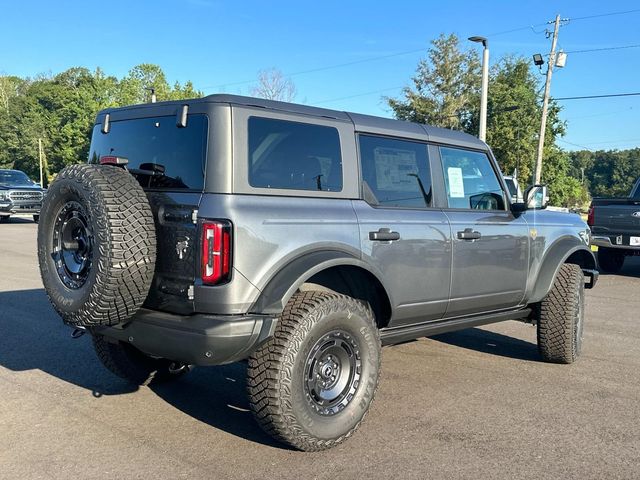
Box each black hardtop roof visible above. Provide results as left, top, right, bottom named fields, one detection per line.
left=97, top=93, right=486, bottom=150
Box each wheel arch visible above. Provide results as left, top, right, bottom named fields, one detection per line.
left=249, top=250, right=394, bottom=328
left=528, top=241, right=596, bottom=304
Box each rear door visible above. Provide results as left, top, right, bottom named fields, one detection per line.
left=88, top=113, right=209, bottom=314
left=436, top=146, right=529, bottom=317
left=353, top=134, right=451, bottom=326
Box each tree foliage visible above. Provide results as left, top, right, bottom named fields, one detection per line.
left=569, top=148, right=640, bottom=197
left=0, top=65, right=202, bottom=184
left=386, top=34, right=480, bottom=130
left=386, top=34, right=591, bottom=207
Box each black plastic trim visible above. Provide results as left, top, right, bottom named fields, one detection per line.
left=380, top=308, right=531, bottom=346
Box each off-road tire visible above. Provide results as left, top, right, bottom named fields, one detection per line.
left=537, top=263, right=585, bottom=364
left=92, top=335, right=186, bottom=385
left=597, top=247, right=625, bottom=273
left=37, top=164, right=156, bottom=327
left=247, top=291, right=381, bottom=451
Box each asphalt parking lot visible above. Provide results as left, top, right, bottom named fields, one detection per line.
left=1, top=218, right=639, bottom=480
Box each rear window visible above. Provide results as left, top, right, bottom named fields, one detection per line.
left=88, top=114, right=208, bottom=190
left=248, top=117, right=343, bottom=192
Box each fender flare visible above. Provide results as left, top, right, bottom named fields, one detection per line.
left=528, top=239, right=596, bottom=304
left=249, top=250, right=391, bottom=315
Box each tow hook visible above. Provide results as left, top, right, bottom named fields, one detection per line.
left=71, top=327, right=86, bottom=339
left=168, top=362, right=192, bottom=375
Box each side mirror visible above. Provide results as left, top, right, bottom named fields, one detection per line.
left=524, top=185, right=548, bottom=209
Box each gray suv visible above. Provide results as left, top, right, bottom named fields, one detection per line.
left=37, top=95, right=598, bottom=451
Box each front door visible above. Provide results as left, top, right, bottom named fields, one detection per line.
left=437, top=146, right=529, bottom=317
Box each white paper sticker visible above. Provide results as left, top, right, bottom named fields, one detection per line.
left=447, top=167, right=465, bottom=198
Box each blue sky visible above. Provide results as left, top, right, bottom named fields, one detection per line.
left=1, top=0, right=639, bottom=151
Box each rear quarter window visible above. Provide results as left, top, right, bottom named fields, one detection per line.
left=88, top=114, right=208, bottom=190
left=248, top=117, right=343, bottom=192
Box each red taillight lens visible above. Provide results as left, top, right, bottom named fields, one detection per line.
left=201, top=221, right=232, bottom=285
left=587, top=205, right=594, bottom=226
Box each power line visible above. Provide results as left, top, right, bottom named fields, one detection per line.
left=569, top=8, right=640, bottom=21
left=202, top=48, right=425, bottom=90
left=558, top=139, right=593, bottom=151
left=564, top=43, right=640, bottom=54
left=202, top=20, right=552, bottom=91
left=554, top=92, right=640, bottom=101
left=314, top=86, right=404, bottom=105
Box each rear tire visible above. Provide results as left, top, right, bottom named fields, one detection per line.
left=597, top=247, right=625, bottom=273
left=37, top=164, right=156, bottom=327
left=536, top=263, right=585, bottom=364
left=247, top=291, right=381, bottom=451
left=92, top=335, right=187, bottom=386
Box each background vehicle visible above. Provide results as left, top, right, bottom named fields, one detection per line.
left=0, top=169, right=45, bottom=223
left=503, top=175, right=523, bottom=203
left=588, top=177, right=640, bottom=273
left=37, top=95, right=597, bottom=451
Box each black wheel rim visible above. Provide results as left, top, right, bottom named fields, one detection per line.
left=304, top=329, right=362, bottom=416
left=52, top=201, right=94, bottom=290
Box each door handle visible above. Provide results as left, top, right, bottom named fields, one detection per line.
left=369, top=228, right=400, bottom=241
left=457, top=228, right=481, bottom=241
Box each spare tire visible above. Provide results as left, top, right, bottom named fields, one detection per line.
left=37, top=164, right=156, bottom=327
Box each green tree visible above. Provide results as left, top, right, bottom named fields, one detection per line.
left=386, top=34, right=480, bottom=130
left=386, top=37, right=588, bottom=207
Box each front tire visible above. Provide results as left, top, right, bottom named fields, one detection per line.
left=536, top=263, right=585, bottom=364
left=247, top=291, right=381, bottom=451
left=597, top=247, right=625, bottom=273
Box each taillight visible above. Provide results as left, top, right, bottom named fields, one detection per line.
left=587, top=205, right=595, bottom=226
left=201, top=221, right=232, bottom=285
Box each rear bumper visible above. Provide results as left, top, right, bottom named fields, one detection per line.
left=94, top=308, right=277, bottom=366
left=592, top=235, right=640, bottom=251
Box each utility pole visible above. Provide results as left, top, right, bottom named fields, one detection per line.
left=38, top=138, right=44, bottom=187
left=534, top=14, right=562, bottom=185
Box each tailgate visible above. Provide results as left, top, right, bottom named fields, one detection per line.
left=592, top=203, right=640, bottom=236
left=143, top=192, right=201, bottom=314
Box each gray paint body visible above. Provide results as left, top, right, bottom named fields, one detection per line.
left=94, top=94, right=595, bottom=364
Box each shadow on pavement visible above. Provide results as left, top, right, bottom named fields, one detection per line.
left=430, top=327, right=541, bottom=362
left=0, top=288, right=281, bottom=448
left=599, top=255, right=640, bottom=279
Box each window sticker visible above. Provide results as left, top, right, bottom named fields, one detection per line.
left=373, top=147, right=418, bottom=191
left=447, top=167, right=465, bottom=198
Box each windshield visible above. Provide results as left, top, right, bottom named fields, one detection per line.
left=0, top=170, right=33, bottom=187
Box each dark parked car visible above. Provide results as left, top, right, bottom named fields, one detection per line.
left=589, top=177, right=640, bottom=272
left=37, top=94, right=597, bottom=451
left=0, top=169, right=45, bottom=223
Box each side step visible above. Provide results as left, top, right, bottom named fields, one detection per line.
left=380, top=308, right=531, bottom=346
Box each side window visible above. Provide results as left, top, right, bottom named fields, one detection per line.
left=248, top=117, right=343, bottom=192
left=359, top=135, right=432, bottom=208
left=439, top=147, right=505, bottom=210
